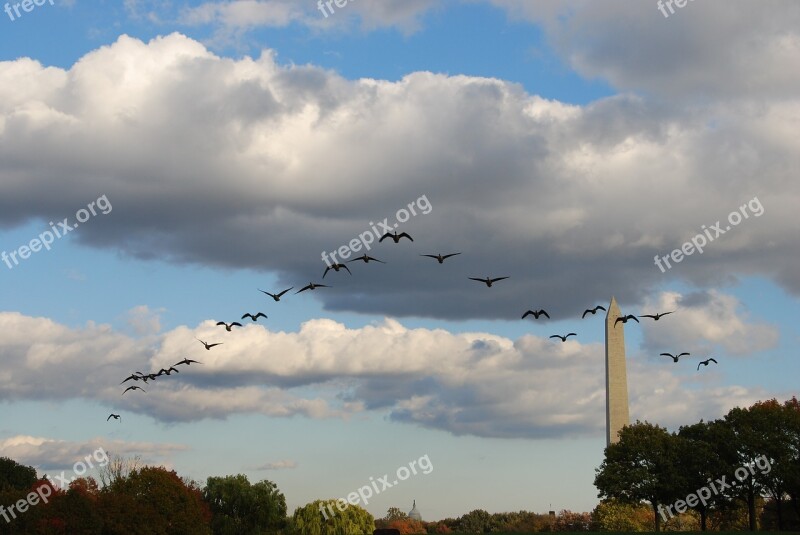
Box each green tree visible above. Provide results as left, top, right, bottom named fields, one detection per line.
left=289, top=499, right=374, bottom=535
left=782, top=397, right=800, bottom=524
left=592, top=499, right=653, bottom=531
left=594, top=421, right=684, bottom=532
left=203, top=474, right=286, bottom=534
left=0, top=457, right=37, bottom=491
left=677, top=420, right=730, bottom=531
left=457, top=509, right=493, bottom=533
left=723, top=401, right=786, bottom=530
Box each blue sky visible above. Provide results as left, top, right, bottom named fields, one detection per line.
left=1, top=0, right=798, bottom=521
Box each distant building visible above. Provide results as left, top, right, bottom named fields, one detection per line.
left=605, top=296, right=630, bottom=445
left=408, top=500, right=422, bottom=521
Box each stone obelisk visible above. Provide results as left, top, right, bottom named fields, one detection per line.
left=605, top=296, right=630, bottom=446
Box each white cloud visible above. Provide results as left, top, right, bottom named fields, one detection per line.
left=639, top=290, right=779, bottom=356
left=0, top=435, right=188, bottom=473
left=256, top=459, right=297, bottom=470
left=0, top=305, right=785, bottom=439
left=1, top=33, right=798, bottom=321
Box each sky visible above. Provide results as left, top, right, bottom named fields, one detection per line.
left=1, top=0, right=799, bottom=522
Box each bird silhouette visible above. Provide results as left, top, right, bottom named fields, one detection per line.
left=614, top=315, right=639, bottom=326
left=120, top=374, right=141, bottom=385
left=174, top=358, right=201, bottom=367
left=216, top=321, right=242, bottom=332
left=107, top=414, right=121, bottom=421
left=469, top=276, right=509, bottom=287
left=697, top=358, right=718, bottom=370
left=420, top=253, right=461, bottom=264
left=157, top=367, right=180, bottom=376
left=379, top=231, right=413, bottom=243
left=550, top=333, right=577, bottom=342
left=641, top=311, right=674, bottom=321
left=661, top=352, right=690, bottom=363
left=348, top=255, right=385, bottom=264
left=241, top=312, right=267, bottom=322
left=323, top=263, right=352, bottom=278
left=582, top=306, right=607, bottom=318
left=196, top=338, right=223, bottom=350
left=122, top=386, right=146, bottom=395
left=296, top=282, right=329, bottom=294
left=522, top=309, right=550, bottom=320
left=259, top=288, right=293, bottom=301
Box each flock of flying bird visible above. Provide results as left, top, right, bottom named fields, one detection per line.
left=106, top=229, right=718, bottom=422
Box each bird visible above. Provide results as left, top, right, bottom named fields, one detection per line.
left=522, top=309, right=550, bottom=320
left=379, top=231, right=413, bottom=243
left=348, top=255, right=385, bottom=264
left=196, top=338, right=223, bottom=350
left=640, top=311, right=675, bottom=321
left=697, top=358, right=718, bottom=370
left=420, top=253, right=461, bottom=264
left=614, top=315, right=639, bottom=326
left=122, top=386, right=146, bottom=395
left=550, top=333, right=577, bottom=342
left=134, top=373, right=158, bottom=383
left=174, top=358, right=201, bottom=367
left=323, top=263, right=352, bottom=278
left=241, top=312, right=267, bottom=322
left=157, top=367, right=180, bottom=376
left=296, top=282, right=329, bottom=294
left=120, top=374, right=141, bottom=385
left=216, top=321, right=242, bottom=332
left=581, top=305, right=607, bottom=318
left=259, top=287, right=293, bottom=301
left=661, top=352, right=690, bottom=363
left=107, top=414, right=121, bottom=421
left=469, top=276, right=509, bottom=287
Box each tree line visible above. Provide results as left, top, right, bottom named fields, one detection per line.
left=595, top=397, right=800, bottom=532
left=1, top=396, right=796, bottom=533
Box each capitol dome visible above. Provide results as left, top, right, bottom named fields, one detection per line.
left=408, top=499, right=422, bottom=521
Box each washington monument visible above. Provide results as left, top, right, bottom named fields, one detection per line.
left=605, top=296, right=630, bottom=445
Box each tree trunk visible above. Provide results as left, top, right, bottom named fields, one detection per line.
left=652, top=502, right=661, bottom=532
left=700, top=505, right=707, bottom=531
left=748, top=489, right=756, bottom=531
